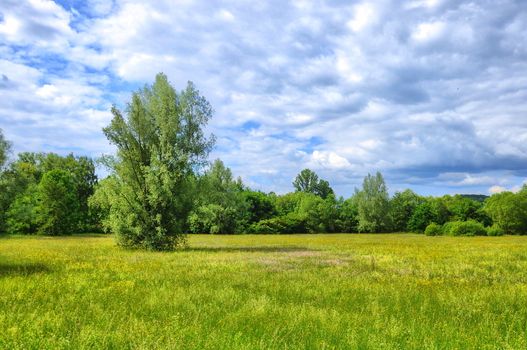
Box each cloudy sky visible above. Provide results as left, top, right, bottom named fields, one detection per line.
left=1, top=0, right=526, bottom=196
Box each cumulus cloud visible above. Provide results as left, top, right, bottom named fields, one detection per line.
left=1, top=0, right=527, bottom=195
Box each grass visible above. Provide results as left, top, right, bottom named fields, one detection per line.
left=1, top=234, right=527, bottom=349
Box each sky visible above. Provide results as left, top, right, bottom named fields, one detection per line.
left=0, top=0, right=526, bottom=197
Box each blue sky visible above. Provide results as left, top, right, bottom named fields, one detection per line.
left=1, top=0, right=526, bottom=197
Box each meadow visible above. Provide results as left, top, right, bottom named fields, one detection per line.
left=1, top=234, right=526, bottom=349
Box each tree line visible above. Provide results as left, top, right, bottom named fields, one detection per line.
left=1, top=73, right=526, bottom=250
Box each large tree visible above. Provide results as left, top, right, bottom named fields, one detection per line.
left=102, top=73, right=214, bottom=250
left=355, top=172, right=391, bottom=232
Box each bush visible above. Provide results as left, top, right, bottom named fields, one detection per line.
left=188, top=204, right=238, bottom=234
left=424, top=222, right=442, bottom=236
left=486, top=225, right=504, bottom=236
left=248, top=213, right=307, bottom=234
left=442, top=220, right=486, bottom=237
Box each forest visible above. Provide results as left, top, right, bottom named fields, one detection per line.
left=1, top=74, right=526, bottom=251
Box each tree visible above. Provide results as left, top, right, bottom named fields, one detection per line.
left=293, top=169, right=319, bottom=193
left=188, top=159, right=247, bottom=234
left=335, top=197, right=359, bottom=233
left=293, top=169, right=334, bottom=199
left=102, top=73, right=214, bottom=250
left=242, top=190, right=276, bottom=225
left=188, top=204, right=238, bottom=234
left=407, top=197, right=449, bottom=232
left=0, top=156, right=39, bottom=232
left=355, top=172, right=391, bottom=232
left=390, top=189, right=423, bottom=231
left=0, top=128, right=10, bottom=169
left=296, top=192, right=338, bottom=233
left=36, top=170, right=79, bottom=235
left=6, top=184, right=39, bottom=234
left=0, top=152, right=98, bottom=233
left=315, top=179, right=334, bottom=199
left=88, top=177, right=118, bottom=233
left=442, top=194, right=484, bottom=222
left=484, top=189, right=527, bottom=235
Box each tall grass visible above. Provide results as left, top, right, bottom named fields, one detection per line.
left=1, top=234, right=526, bottom=349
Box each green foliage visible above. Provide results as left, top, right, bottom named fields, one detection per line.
left=355, top=172, right=391, bottom=232
left=424, top=222, right=442, bottom=236
left=242, top=190, right=276, bottom=225
left=275, top=192, right=305, bottom=216
left=292, top=168, right=319, bottom=194
left=315, top=179, right=334, bottom=199
left=36, top=170, right=79, bottom=235
left=102, top=73, right=214, bottom=250
left=5, top=184, right=39, bottom=234
left=259, top=191, right=339, bottom=234
left=442, top=220, right=487, bottom=237
left=248, top=213, right=307, bottom=234
left=335, top=197, right=358, bottom=233
left=0, top=159, right=39, bottom=232
left=390, top=189, right=423, bottom=231
left=408, top=198, right=449, bottom=232
left=486, top=225, right=504, bottom=237
left=460, top=194, right=488, bottom=202
left=188, top=204, right=237, bottom=234
left=484, top=189, right=527, bottom=235
left=88, top=177, right=118, bottom=233
left=0, top=152, right=97, bottom=234
left=0, top=128, right=10, bottom=169
left=442, top=194, right=488, bottom=223
left=292, top=168, right=334, bottom=199
left=298, top=193, right=338, bottom=233
left=188, top=159, right=247, bottom=234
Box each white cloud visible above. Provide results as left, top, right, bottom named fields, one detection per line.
left=412, top=21, right=446, bottom=42
left=309, top=151, right=351, bottom=170
left=347, top=3, right=376, bottom=32
left=1, top=0, right=527, bottom=196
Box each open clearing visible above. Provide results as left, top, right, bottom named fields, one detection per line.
left=1, top=234, right=527, bottom=349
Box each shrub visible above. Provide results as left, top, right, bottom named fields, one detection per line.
left=442, top=220, right=486, bottom=237
left=188, top=204, right=237, bottom=234
left=424, top=222, right=442, bottom=236
left=248, top=213, right=307, bottom=234
left=486, top=225, right=504, bottom=236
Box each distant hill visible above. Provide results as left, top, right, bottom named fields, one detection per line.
left=460, top=194, right=489, bottom=202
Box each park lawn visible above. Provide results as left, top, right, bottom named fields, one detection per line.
left=0, top=234, right=526, bottom=349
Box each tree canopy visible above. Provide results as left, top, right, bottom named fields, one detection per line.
left=355, top=172, right=391, bottom=232
left=100, top=73, right=215, bottom=250
left=293, top=168, right=334, bottom=199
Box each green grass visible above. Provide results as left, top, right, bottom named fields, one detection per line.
left=1, top=234, right=527, bottom=349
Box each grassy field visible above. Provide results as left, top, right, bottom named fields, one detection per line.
left=1, top=234, right=526, bottom=349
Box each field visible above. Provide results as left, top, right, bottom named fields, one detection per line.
left=1, top=234, right=527, bottom=349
